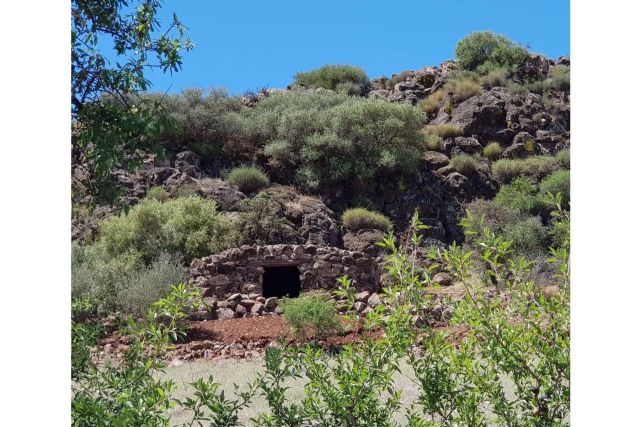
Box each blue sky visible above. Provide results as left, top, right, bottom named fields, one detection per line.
left=138, top=0, right=569, bottom=95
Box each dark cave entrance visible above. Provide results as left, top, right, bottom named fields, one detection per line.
left=262, top=265, right=301, bottom=298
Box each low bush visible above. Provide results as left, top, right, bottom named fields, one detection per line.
left=237, top=91, right=424, bottom=190
left=145, top=186, right=170, bottom=202
left=293, top=64, right=369, bottom=94
left=502, top=216, right=550, bottom=254
left=455, top=31, right=529, bottom=74
left=491, top=156, right=561, bottom=183
left=342, top=208, right=392, bottom=232
left=98, top=196, right=234, bottom=264
left=494, top=177, right=544, bottom=215
left=556, top=148, right=570, bottom=168
left=539, top=169, right=570, bottom=209
left=381, top=70, right=413, bottom=90
left=450, top=154, right=478, bottom=175
left=422, top=123, right=463, bottom=139
left=281, top=292, right=343, bottom=339
left=72, top=246, right=188, bottom=316
left=483, top=141, right=503, bottom=160
left=227, top=166, right=270, bottom=193
left=463, top=199, right=523, bottom=235
left=233, top=192, right=300, bottom=245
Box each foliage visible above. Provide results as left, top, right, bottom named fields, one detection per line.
left=494, top=177, right=545, bottom=215
left=281, top=292, right=343, bottom=339
left=492, top=156, right=562, bottom=183
left=422, top=123, right=463, bottom=139
left=423, top=133, right=444, bottom=151
left=450, top=154, right=478, bottom=175
left=556, top=148, right=570, bottom=168
left=502, top=216, right=550, bottom=254
left=419, top=89, right=445, bottom=116
left=539, top=169, right=570, bottom=209
left=483, top=141, right=503, bottom=160
left=455, top=31, right=529, bottom=74
left=72, top=246, right=188, bottom=316
left=381, top=70, right=413, bottom=89
left=483, top=67, right=510, bottom=87
left=342, top=208, right=393, bottom=232
left=72, top=284, right=202, bottom=426
left=463, top=199, right=524, bottom=236
left=293, top=64, right=370, bottom=94
left=227, top=166, right=270, bottom=193
left=72, top=0, right=193, bottom=200
left=142, top=88, right=245, bottom=163
left=146, top=185, right=170, bottom=202
left=528, top=65, right=570, bottom=95
left=97, top=196, right=234, bottom=264
left=236, top=91, right=425, bottom=190
left=447, top=77, right=483, bottom=101
left=233, top=192, right=300, bottom=245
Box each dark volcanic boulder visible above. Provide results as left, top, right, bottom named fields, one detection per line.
left=343, top=229, right=387, bottom=258
left=436, top=89, right=510, bottom=140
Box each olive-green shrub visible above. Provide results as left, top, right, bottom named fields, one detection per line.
left=455, top=31, right=529, bottom=74
left=491, top=156, right=562, bottom=183
left=235, top=91, right=424, bottom=190
left=282, top=292, right=343, bottom=339
left=556, top=148, right=570, bottom=168
left=98, top=196, right=234, bottom=264
left=464, top=199, right=524, bottom=235
left=293, top=64, right=369, bottom=94
left=342, top=208, right=392, bottom=232
left=233, top=192, right=300, bottom=245
left=493, top=177, right=544, bottom=215
left=146, top=186, right=170, bottom=202
left=502, top=216, right=550, bottom=254
left=227, top=166, right=270, bottom=193
left=539, top=169, right=570, bottom=209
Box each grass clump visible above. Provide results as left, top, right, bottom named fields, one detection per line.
left=282, top=292, right=343, bottom=339
left=419, top=89, right=445, bottom=116
left=423, top=133, right=444, bottom=151
left=146, top=186, right=170, bottom=202
left=423, top=123, right=464, bottom=139
left=483, top=142, right=503, bottom=160
left=227, top=166, right=270, bottom=193
left=450, top=154, right=478, bottom=175
left=293, top=64, right=369, bottom=94
left=491, top=156, right=561, bottom=183
left=483, top=68, right=509, bottom=87
left=342, top=208, right=392, bottom=232
left=447, top=77, right=482, bottom=101
left=502, top=216, right=550, bottom=255
left=455, top=31, right=529, bottom=74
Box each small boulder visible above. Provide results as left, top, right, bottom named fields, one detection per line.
left=432, top=272, right=453, bottom=286
left=215, top=308, right=235, bottom=320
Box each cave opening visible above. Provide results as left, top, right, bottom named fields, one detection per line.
left=262, top=265, right=301, bottom=298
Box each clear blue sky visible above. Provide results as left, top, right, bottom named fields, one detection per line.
left=141, top=0, right=569, bottom=95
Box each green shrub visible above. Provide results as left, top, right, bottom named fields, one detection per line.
left=455, top=31, right=529, bottom=74
left=556, top=148, right=570, bottom=168
left=146, top=186, right=170, bottom=202
left=464, top=199, right=523, bottom=235
left=237, top=91, right=424, bottom=190
left=483, top=68, right=509, bottom=87
left=423, top=133, right=444, bottom=151
left=293, top=64, right=369, bottom=94
left=548, top=65, right=570, bottom=92
left=450, top=154, right=478, bottom=175
left=72, top=246, right=187, bottom=316
left=494, top=177, right=544, bottom=215
left=491, top=156, right=561, bottom=183
left=423, top=123, right=464, bottom=139
left=227, top=166, right=270, bottom=193
left=282, top=292, right=343, bottom=339
left=502, top=216, right=549, bottom=254
left=483, top=141, right=503, bottom=160
left=342, top=208, right=392, bottom=232
left=142, top=88, right=244, bottom=162
left=539, top=169, right=570, bottom=209
left=98, top=196, right=234, bottom=264
left=234, top=192, right=300, bottom=245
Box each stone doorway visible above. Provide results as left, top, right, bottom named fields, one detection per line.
left=262, top=265, right=301, bottom=298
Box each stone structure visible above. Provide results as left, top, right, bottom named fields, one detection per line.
left=190, top=244, right=381, bottom=300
